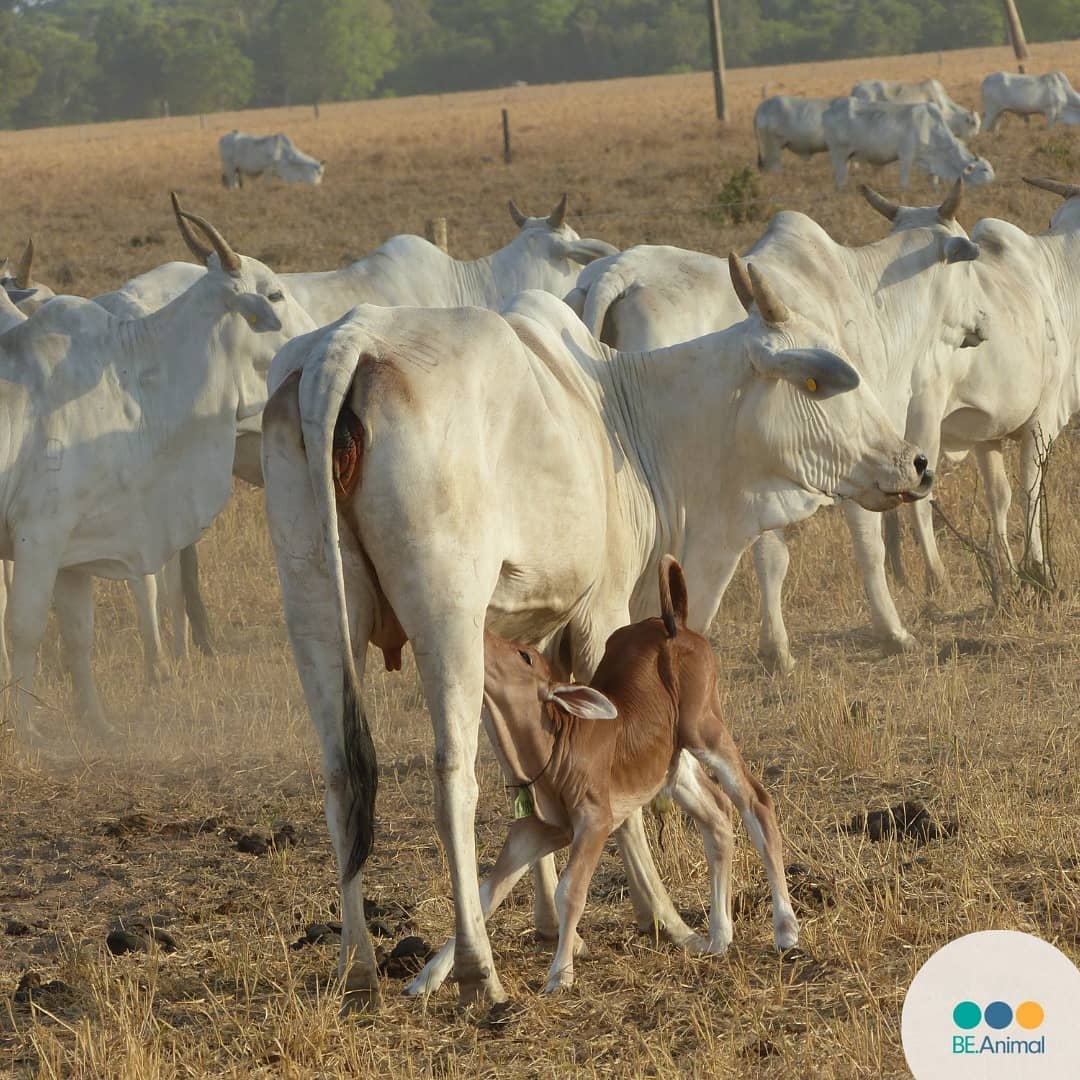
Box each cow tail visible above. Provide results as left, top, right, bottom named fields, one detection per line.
left=582, top=264, right=629, bottom=346
left=658, top=554, right=689, bottom=639
left=298, top=345, right=377, bottom=880
left=883, top=510, right=907, bottom=587
left=179, top=545, right=214, bottom=655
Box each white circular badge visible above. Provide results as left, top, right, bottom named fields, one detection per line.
left=902, top=930, right=1080, bottom=1079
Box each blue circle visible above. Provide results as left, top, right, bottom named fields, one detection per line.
left=953, top=1001, right=982, bottom=1029
left=984, top=1001, right=1013, bottom=1030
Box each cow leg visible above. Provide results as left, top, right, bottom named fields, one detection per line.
left=545, top=813, right=610, bottom=993
left=130, top=573, right=169, bottom=685
left=687, top=739, right=798, bottom=952
left=1018, top=424, right=1054, bottom=582
left=752, top=530, right=795, bottom=674
left=907, top=498, right=947, bottom=594
left=974, top=442, right=1014, bottom=571
left=53, top=569, right=110, bottom=736
left=0, top=561, right=11, bottom=682
left=828, top=146, right=849, bottom=189
left=842, top=501, right=916, bottom=653
left=670, top=754, right=736, bottom=956
left=408, top=817, right=568, bottom=998
left=411, top=618, right=506, bottom=1006
left=5, top=551, right=60, bottom=741
left=163, top=554, right=188, bottom=660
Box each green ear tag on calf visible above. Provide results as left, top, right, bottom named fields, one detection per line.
left=513, top=786, right=534, bottom=820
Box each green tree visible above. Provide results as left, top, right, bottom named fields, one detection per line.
left=13, top=17, right=97, bottom=128
left=162, top=15, right=254, bottom=114
left=277, top=0, right=396, bottom=104
left=0, top=5, right=40, bottom=126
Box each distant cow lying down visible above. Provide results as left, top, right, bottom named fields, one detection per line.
left=411, top=556, right=799, bottom=996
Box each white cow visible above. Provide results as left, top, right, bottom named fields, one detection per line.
left=566, top=183, right=986, bottom=672
left=219, top=131, right=324, bottom=189
left=754, top=96, right=837, bottom=173
left=982, top=71, right=1080, bottom=132
left=853, top=78, right=979, bottom=138
left=824, top=98, right=994, bottom=189
left=262, top=260, right=933, bottom=1010
left=0, top=208, right=314, bottom=740
left=1, top=239, right=54, bottom=314
left=284, top=195, right=619, bottom=326
left=873, top=176, right=1080, bottom=595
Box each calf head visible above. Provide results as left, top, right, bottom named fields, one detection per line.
left=171, top=194, right=315, bottom=423
left=504, top=194, right=619, bottom=294
left=728, top=254, right=933, bottom=513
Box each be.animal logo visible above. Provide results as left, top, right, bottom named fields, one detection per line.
left=950, top=999, right=1046, bottom=1056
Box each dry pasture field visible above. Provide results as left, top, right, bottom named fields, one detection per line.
left=2, top=41, right=1080, bottom=1078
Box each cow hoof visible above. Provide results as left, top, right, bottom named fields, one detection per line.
left=759, top=648, right=796, bottom=676
left=456, top=972, right=507, bottom=1008
left=684, top=932, right=731, bottom=957
left=880, top=631, right=917, bottom=656
left=774, top=916, right=800, bottom=952
left=404, top=956, right=452, bottom=998
left=340, top=984, right=381, bottom=1016
left=534, top=930, right=587, bottom=958
left=542, top=970, right=574, bottom=994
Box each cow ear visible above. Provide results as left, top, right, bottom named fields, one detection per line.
left=225, top=292, right=281, bottom=332
left=752, top=346, right=860, bottom=399
left=547, top=684, right=618, bottom=720
left=941, top=235, right=979, bottom=264
left=6, top=287, right=36, bottom=306
left=555, top=238, right=620, bottom=265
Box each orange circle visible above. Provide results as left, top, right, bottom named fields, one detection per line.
left=1015, top=1001, right=1044, bottom=1030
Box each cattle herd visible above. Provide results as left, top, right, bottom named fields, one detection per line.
left=756, top=69, right=1080, bottom=188
left=2, top=70, right=1080, bottom=1014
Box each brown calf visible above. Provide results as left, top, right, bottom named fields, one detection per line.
left=413, top=556, right=799, bottom=995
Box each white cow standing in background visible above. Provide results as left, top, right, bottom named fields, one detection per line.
left=219, top=131, right=324, bottom=188
left=0, top=206, right=314, bottom=740
left=754, top=96, right=837, bottom=173
left=981, top=71, right=1080, bottom=131
left=824, top=98, right=994, bottom=189
left=852, top=78, right=980, bottom=137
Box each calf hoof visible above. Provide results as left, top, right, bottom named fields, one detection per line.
left=879, top=630, right=917, bottom=656
left=774, top=915, right=800, bottom=952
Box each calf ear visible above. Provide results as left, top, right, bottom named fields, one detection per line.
left=547, top=684, right=618, bottom=721
left=226, top=292, right=281, bottom=332
left=557, top=238, right=620, bottom=265
left=752, top=346, right=860, bottom=399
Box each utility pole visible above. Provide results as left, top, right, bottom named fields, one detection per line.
left=1002, top=0, right=1029, bottom=73
left=706, top=0, right=727, bottom=123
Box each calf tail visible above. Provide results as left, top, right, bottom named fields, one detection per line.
left=581, top=263, right=629, bottom=346
left=658, top=554, right=689, bottom=638
left=883, top=510, right=907, bottom=587
left=180, top=544, right=214, bottom=656
left=298, top=340, right=378, bottom=879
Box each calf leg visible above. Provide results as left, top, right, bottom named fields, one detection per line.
left=545, top=815, right=610, bottom=993
left=409, top=817, right=568, bottom=998
left=129, top=573, right=168, bottom=685
left=54, top=570, right=110, bottom=735
left=752, top=530, right=795, bottom=674
left=670, top=753, right=736, bottom=955
left=688, top=736, right=798, bottom=952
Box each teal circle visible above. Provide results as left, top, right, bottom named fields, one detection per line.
left=953, top=1001, right=982, bottom=1029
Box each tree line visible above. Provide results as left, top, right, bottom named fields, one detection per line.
left=2, top=0, right=1077, bottom=129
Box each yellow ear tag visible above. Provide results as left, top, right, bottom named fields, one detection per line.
left=806, top=377, right=818, bottom=393
left=247, top=314, right=257, bottom=327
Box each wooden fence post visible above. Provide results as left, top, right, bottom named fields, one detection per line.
left=425, top=217, right=449, bottom=254
left=706, top=0, right=727, bottom=123
left=1002, top=0, right=1029, bottom=73
left=502, top=108, right=512, bottom=164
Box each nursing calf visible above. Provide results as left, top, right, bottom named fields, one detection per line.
left=413, top=556, right=798, bottom=995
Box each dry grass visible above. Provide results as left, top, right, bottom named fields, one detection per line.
left=2, top=40, right=1080, bottom=1079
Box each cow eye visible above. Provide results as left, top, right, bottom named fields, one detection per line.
left=518, top=650, right=533, bottom=666
left=267, top=290, right=284, bottom=302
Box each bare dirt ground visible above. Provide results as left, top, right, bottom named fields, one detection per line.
left=2, top=40, right=1079, bottom=1078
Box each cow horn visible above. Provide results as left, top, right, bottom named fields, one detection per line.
left=728, top=252, right=754, bottom=313
left=15, top=237, right=34, bottom=289
left=170, top=191, right=213, bottom=263
left=508, top=199, right=528, bottom=228
left=176, top=209, right=242, bottom=273
left=938, top=178, right=963, bottom=222
left=1023, top=176, right=1080, bottom=200
left=748, top=263, right=789, bottom=325
left=546, top=193, right=568, bottom=230
left=860, top=184, right=899, bottom=222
